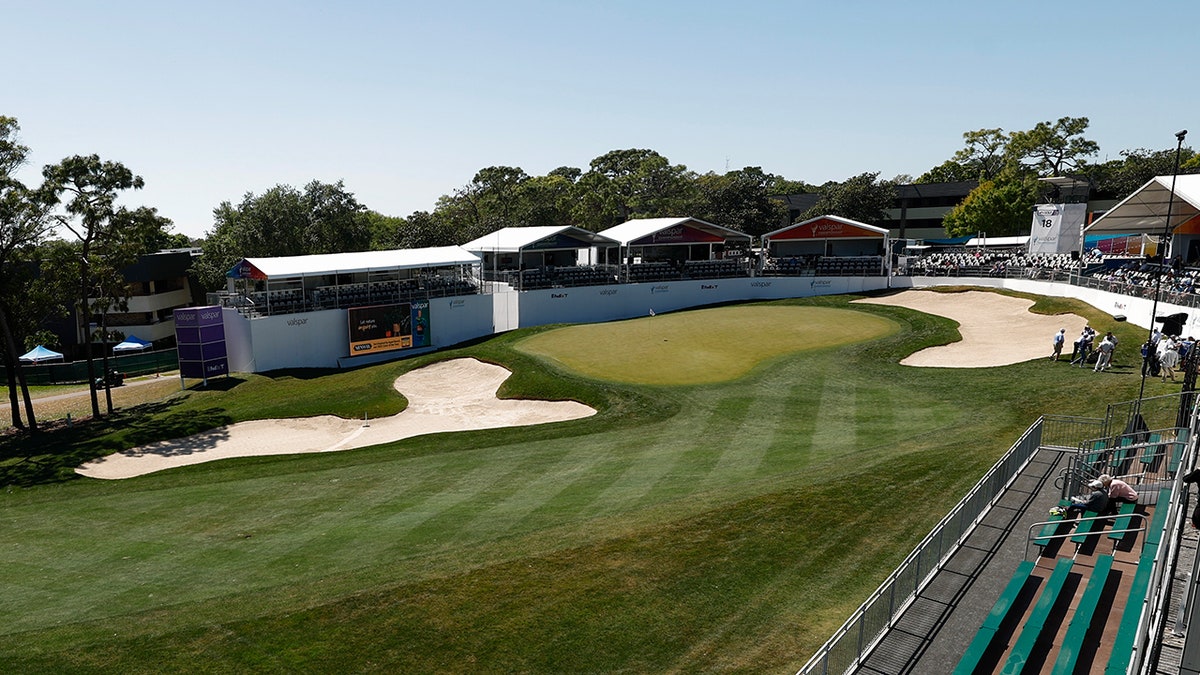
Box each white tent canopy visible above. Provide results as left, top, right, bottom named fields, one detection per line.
left=598, top=217, right=751, bottom=246
left=461, top=226, right=618, bottom=253
left=1086, top=175, right=1200, bottom=234
left=113, top=335, right=152, bottom=352
left=18, top=345, right=64, bottom=363
left=228, top=246, right=481, bottom=280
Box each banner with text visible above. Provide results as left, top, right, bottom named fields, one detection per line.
left=1029, top=203, right=1086, bottom=255
left=348, top=301, right=431, bottom=356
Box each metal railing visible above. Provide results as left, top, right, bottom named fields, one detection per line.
left=1040, top=414, right=1105, bottom=450
left=795, top=418, right=1044, bottom=675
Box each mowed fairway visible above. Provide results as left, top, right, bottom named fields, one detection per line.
left=516, top=305, right=898, bottom=385
left=0, top=294, right=1165, bottom=672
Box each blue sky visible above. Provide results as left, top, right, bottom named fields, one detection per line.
left=6, top=1, right=1196, bottom=238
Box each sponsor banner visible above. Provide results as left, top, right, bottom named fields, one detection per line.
left=1029, top=203, right=1085, bottom=255
left=524, top=233, right=590, bottom=250
left=225, top=260, right=267, bottom=280
left=631, top=224, right=725, bottom=246
left=773, top=218, right=883, bottom=240
left=348, top=301, right=431, bottom=355
left=181, top=358, right=229, bottom=379
left=175, top=305, right=229, bottom=379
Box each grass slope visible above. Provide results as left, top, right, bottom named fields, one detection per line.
left=0, top=293, right=1176, bottom=673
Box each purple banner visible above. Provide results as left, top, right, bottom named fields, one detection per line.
left=175, top=306, right=228, bottom=381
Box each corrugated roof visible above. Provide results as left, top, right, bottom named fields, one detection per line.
left=461, top=226, right=619, bottom=252
left=233, top=246, right=480, bottom=279
left=1086, top=174, right=1200, bottom=234
left=598, top=217, right=750, bottom=246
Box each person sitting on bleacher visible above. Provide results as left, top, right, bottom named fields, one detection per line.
left=1098, top=474, right=1138, bottom=506
left=1050, top=479, right=1109, bottom=517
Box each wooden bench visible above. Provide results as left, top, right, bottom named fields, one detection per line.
left=1169, top=441, right=1185, bottom=474
left=1138, top=432, right=1162, bottom=466
left=1000, top=557, right=1075, bottom=674
left=953, top=560, right=1037, bottom=675
left=1106, top=502, right=1139, bottom=546
left=1070, top=510, right=1106, bottom=546
left=1050, top=555, right=1115, bottom=675
left=1033, top=501, right=1072, bottom=549
left=1106, top=489, right=1172, bottom=675
left=1144, top=488, right=1173, bottom=547
left=1111, top=436, right=1135, bottom=468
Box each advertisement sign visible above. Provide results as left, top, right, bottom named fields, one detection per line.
left=348, top=301, right=431, bottom=355
left=175, top=305, right=228, bottom=380
left=1029, top=203, right=1086, bottom=255
left=631, top=224, right=724, bottom=246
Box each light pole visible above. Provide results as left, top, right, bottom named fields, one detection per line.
left=1135, top=129, right=1188, bottom=412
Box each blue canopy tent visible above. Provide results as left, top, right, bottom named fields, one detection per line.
left=18, top=345, right=64, bottom=363
left=112, top=335, right=152, bottom=353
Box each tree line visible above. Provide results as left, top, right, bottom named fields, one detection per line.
left=1, top=117, right=184, bottom=432
left=3, top=113, right=1198, bottom=434
left=195, top=116, right=1199, bottom=289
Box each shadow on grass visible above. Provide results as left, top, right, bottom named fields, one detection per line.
left=0, top=398, right=234, bottom=488
left=186, top=376, right=248, bottom=392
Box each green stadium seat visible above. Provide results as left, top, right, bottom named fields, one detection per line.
left=1000, top=557, right=1075, bottom=674
left=1050, top=555, right=1115, bottom=675
left=1107, top=502, right=1139, bottom=545
left=1070, top=511, right=1105, bottom=545
left=952, top=560, right=1037, bottom=675
left=1106, top=490, right=1173, bottom=674
left=1139, top=433, right=1161, bottom=465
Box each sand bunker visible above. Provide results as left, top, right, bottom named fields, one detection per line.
left=76, top=358, right=595, bottom=479
left=854, top=290, right=1089, bottom=368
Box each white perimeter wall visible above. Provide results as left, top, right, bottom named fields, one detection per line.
left=225, top=293, right=495, bottom=371
left=516, top=276, right=891, bottom=327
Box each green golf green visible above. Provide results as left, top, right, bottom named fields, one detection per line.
left=516, top=305, right=899, bottom=385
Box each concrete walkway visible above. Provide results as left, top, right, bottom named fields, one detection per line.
left=855, top=446, right=1069, bottom=674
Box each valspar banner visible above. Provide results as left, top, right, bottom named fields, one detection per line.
left=1029, top=203, right=1086, bottom=255
left=348, top=301, right=431, bottom=356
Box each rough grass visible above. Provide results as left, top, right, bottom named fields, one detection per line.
left=0, top=293, right=1183, bottom=673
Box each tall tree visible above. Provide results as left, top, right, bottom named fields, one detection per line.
left=573, top=149, right=698, bottom=230
left=471, top=166, right=530, bottom=224
left=0, top=117, right=55, bottom=431
left=1007, top=116, right=1098, bottom=177
left=193, top=180, right=372, bottom=291
left=515, top=174, right=577, bottom=228
left=801, top=172, right=897, bottom=224
left=42, top=155, right=149, bottom=418
left=941, top=170, right=1040, bottom=238
left=695, top=167, right=789, bottom=237
left=1085, top=145, right=1199, bottom=200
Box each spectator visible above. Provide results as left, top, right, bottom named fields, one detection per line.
left=1098, top=474, right=1138, bottom=505
left=1072, top=328, right=1096, bottom=367
left=1160, top=337, right=1181, bottom=382
left=1094, top=335, right=1115, bottom=372
left=1051, top=479, right=1109, bottom=517
left=1051, top=328, right=1066, bottom=361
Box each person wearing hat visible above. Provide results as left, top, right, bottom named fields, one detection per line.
left=1051, top=478, right=1110, bottom=517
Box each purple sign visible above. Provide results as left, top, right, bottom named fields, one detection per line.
left=175, top=305, right=228, bottom=381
